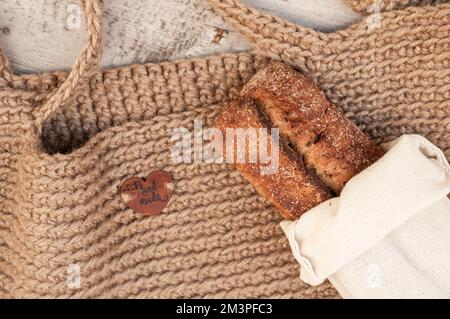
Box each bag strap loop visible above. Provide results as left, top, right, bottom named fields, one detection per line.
left=207, top=0, right=447, bottom=71
left=32, top=0, right=103, bottom=134
left=207, top=0, right=331, bottom=71
left=207, top=0, right=445, bottom=45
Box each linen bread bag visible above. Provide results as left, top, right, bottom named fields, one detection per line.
left=0, top=0, right=448, bottom=298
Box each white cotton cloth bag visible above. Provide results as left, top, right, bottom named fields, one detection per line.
left=281, top=134, right=450, bottom=299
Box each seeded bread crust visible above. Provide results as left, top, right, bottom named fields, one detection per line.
left=215, top=98, right=332, bottom=220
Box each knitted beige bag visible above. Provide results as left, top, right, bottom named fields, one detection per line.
left=0, top=0, right=448, bottom=298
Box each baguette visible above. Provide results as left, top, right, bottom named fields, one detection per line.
left=214, top=61, right=383, bottom=219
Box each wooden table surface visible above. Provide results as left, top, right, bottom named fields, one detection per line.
left=0, top=0, right=360, bottom=75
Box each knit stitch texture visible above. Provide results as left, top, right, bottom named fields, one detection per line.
left=0, top=0, right=448, bottom=298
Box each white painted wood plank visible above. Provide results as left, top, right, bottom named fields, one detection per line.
left=0, top=0, right=360, bottom=75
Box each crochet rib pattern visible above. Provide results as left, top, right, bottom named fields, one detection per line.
left=0, top=0, right=448, bottom=298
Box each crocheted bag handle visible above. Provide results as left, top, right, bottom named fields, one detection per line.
left=209, top=0, right=330, bottom=65
left=207, top=0, right=445, bottom=70
left=207, top=0, right=330, bottom=70
left=31, top=0, right=103, bottom=132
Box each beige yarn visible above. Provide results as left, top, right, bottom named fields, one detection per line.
left=0, top=0, right=448, bottom=298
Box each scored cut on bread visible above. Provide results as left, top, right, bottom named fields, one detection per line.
left=215, top=97, right=332, bottom=220
left=242, top=62, right=384, bottom=194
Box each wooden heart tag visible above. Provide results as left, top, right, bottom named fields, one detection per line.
left=120, top=171, right=174, bottom=216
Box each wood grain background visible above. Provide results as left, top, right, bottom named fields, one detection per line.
left=0, top=0, right=360, bottom=74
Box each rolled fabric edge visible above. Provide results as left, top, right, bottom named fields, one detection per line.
left=280, top=134, right=450, bottom=286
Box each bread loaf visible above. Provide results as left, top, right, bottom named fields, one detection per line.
left=214, top=61, right=383, bottom=219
